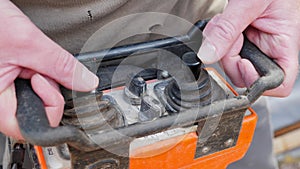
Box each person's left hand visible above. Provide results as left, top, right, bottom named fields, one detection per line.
left=198, top=0, right=300, bottom=97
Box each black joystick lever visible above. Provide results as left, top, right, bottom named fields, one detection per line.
left=163, top=51, right=212, bottom=113
left=182, top=52, right=201, bottom=81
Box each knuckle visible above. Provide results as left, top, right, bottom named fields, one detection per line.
left=232, top=79, right=246, bottom=88
left=280, top=92, right=290, bottom=97
left=211, top=17, right=237, bottom=42
left=266, top=82, right=292, bottom=97
left=58, top=96, right=65, bottom=112
left=55, top=92, right=65, bottom=108
left=54, top=50, right=76, bottom=79
left=279, top=82, right=293, bottom=97
left=275, top=90, right=290, bottom=98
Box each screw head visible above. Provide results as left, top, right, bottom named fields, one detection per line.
left=161, top=71, right=169, bottom=78
left=201, top=146, right=210, bottom=154
left=224, top=138, right=234, bottom=147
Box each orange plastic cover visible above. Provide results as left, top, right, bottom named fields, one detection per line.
left=36, top=68, right=257, bottom=169
left=130, top=110, right=257, bottom=169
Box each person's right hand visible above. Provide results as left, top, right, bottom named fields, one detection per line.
left=0, top=0, right=99, bottom=140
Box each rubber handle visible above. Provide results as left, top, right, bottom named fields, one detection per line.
left=15, top=79, right=98, bottom=151
left=240, top=36, right=284, bottom=103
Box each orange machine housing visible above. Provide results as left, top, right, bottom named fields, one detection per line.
left=130, top=109, right=257, bottom=169
left=36, top=111, right=257, bottom=169
left=35, top=68, right=257, bottom=169
left=131, top=68, right=258, bottom=169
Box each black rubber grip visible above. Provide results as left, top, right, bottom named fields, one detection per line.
left=15, top=79, right=98, bottom=151
left=240, top=36, right=284, bottom=102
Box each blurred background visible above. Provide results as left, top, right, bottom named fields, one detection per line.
left=269, top=55, right=300, bottom=169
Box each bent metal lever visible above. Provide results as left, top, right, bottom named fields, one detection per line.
left=15, top=19, right=284, bottom=150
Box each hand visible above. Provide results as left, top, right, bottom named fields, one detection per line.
left=0, top=1, right=99, bottom=139
left=198, top=0, right=300, bottom=97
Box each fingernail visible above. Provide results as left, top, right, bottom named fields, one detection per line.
left=74, top=64, right=99, bottom=91
left=197, top=40, right=218, bottom=64
left=82, top=66, right=99, bottom=89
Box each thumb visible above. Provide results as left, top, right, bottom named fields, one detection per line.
left=0, top=84, right=23, bottom=140
left=198, top=0, right=268, bottom=64
left=3, top=0, right=99, bottom=92
left=18, top=29, right=100, bottom=92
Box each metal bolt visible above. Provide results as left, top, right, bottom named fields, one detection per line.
left=201, top=146, right=210, bottom=154
left=224, top=138, right=234, bottom=147
left=100, top=163, right=114, bottom=168
left=161, top=70, right=169, bottom=78
left=90, top=89, right=96, bottom=94
left=87, top=160, right=119, bottom=169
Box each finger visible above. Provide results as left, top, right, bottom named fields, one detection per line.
left=219, top=34, right=245, bottom=87
left=43, top=76, right=61, bottom=91
left=246, top=27, right=299, bottom=97
left=198, top=0, right=268, bottom=64
left=262, top=55, right=298, bottom=97
left=220, top=55, right=244, bottom=87
left=20, top=46, right=99, bottom=92
left=18, top=69, right=36, bottom=79
left=18, top=69, right=63, bottom=89
left=31, top=74, right=64, bottom=127
left=2, top=1, right=99, bottom=92
left=0, top=84, right=23, bottom=140
left=237, top=59, right=260, bottom=88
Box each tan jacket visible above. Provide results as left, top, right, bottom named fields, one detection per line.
left=12, top=0, right=226, bottom=54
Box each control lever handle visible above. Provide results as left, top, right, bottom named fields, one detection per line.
left=15, top=79, right=99, bottom=151
left=240, top=36, right=284, bottom=103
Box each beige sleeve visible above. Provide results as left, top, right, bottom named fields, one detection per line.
left=171, top=0, right=227, bottom=23
left=12, top=0, right=227, bottom=53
